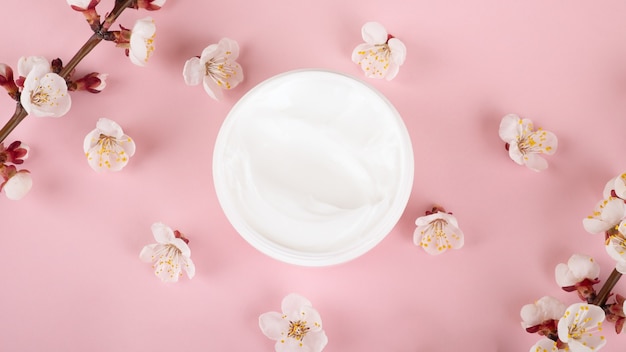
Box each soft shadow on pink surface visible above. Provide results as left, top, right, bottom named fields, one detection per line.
left=2, top=1, right=626, bottom=352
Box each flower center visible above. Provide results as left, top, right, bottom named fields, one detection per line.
left=152, top=244, right=184, bottom=279
left=204, top=52, right=238, bottom=89
left=287, top=320, right=310, bottom=341
left=30, top=88, right=51, bottom=106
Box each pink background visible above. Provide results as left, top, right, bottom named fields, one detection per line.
left=1, top=1, right=626, bottom=351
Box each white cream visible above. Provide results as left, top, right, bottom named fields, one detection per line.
left=214, top=70, right=413, bottom=262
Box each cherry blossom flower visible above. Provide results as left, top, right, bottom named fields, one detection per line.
left=555, top=254, right=600, bottom=302
left=17, top=56, right=71, bottom=118
left=557, top=303, right=606, bottom=352
left=183, top=38, right=244, bottom=101
left=83, top=118, right=135, bottom=172
left=521, top=296, right=567, bottom=338
left=128, top=17, right=156, bottom=66
left=582, top=197, right=626, bottom=235
left=259, top=293, right=328, bottom=352
left=498, top=114, right=557, bottom=171
left=1, top=168, right=32, bottom=200
left=413, top=206, right=464, bottom=255
left=139, top=222, right=195, bottom=282
left=352, top=22, right=406, bottom=80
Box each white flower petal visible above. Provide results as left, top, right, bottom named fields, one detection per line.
left=139, top=243, right=158, bottom=262
left=202, top=75, right=222, bottom=101
left=129, top=17, right=156, bottom=66
left=606, top=233, right=626, bottom=263
left=583, top=198, right=626, bottom=234
left=151, top=222, right=175, bottom=244
left=361, top=21, right=388, bottom=44
left=17, top=56, right=49, bottom=78
left=613, top=173, right=626, bottom=199
left=602, top=177, right=617, bottom=199
left=95, top=118, right=124, bottom=138
left=523, top=153, right=548, bottom=172
left=499, top=114, right=522, bottom=142
left=183, top=57, right=203, bottom=86
left=259, top=311, right=290, bottom=340
left=276, top=338, right=305, bottom=352
left=282, top=293, right=312, bottom=319
left=555, top=254, right=599, bottom=287
left=529, top=338, right=558, bottom=352
left=388, top=38, right=406, bottom=65
left=2, top=171, right=32, bottom=200
left=520, top=296, right=566, bottom=328
left=302, top=330, right=328, bottom=352
left=183, top=256, right=195, bottom=279
left=66, top=0, right=93, bottom=10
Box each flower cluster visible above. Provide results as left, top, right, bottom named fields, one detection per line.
left=0, top=0, right=170, bottom=199
left=584, top=173, right=626, bottom=273
left=521, top=173, right=626, bottom=351
left=0, top=141, right=31, bottom=200
left=523, top=299, right=608, bottom=352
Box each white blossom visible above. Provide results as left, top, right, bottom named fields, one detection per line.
left=413, top=208, right=464, bottom=255
left=259, top=293, right=328, bottom=352
left=83, top=118, right=135, bottom=172
left=129, top=17, right=156, bottom=66
left=498, top=114, right=557, bottom=171
left=183, top=38, right=244, bottom=100
left=352, top=22, right=406, bottom=80
left=557, top=303, right=606, bottom=352
left=555, top=254, right=600, bottom=288
left=1, top=170, right=32, bottom=200
left=139, top=222, right=195, bottom=282
left=582, top=197, right=626, bottom=235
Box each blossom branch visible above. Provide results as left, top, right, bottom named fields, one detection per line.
left=0, top=0, right=135, bottom=144
left=593, top=268, right=622, bottom=307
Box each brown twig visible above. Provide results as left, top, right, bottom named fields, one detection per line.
left=593, top=268, right=622, bottom=307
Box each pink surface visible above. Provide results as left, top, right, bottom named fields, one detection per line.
left=1, top=1, right=626, bottom=351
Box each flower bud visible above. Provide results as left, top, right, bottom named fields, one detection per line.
left=1, top=169, right=32, bottom=200
left=1, top=141, right=29, bottom=165
left=0, top=63, right=18, bottom=99
left=71, top=72, right=108, bottom=93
